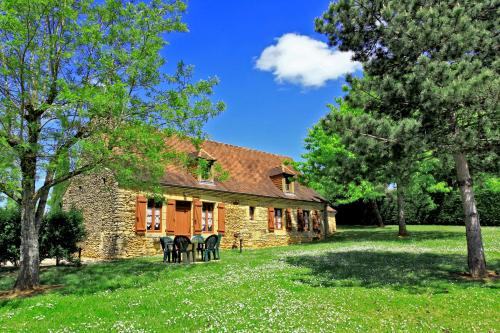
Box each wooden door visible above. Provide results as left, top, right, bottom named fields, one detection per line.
left=175, top=201, right=192, bottom=236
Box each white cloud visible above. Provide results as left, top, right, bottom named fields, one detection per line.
left=255, top=33, right=361, bottom=88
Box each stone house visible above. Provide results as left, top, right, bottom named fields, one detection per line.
left=63, top=138, right=336, bottom=259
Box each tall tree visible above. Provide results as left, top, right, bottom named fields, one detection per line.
left=319, top=96, right=424, bottom=236
left=0, top=0, right=225, bottom=290
left=297, top=100, right=386, bottom=227
left=316, top=0, right=499, bottom=277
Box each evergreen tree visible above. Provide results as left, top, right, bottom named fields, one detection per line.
left=316, top=0, right=499, bottom=277
left=320, top=96, right=424, bottom=236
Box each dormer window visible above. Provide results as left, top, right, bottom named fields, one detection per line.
left=269, top=164, right=297, bottom=194
left=195, top=149, right=216, bottom=185
left=198, top=159, right=215, bottom=184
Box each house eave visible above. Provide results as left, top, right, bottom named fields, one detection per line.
left=158, top=182, right=326, bottom=206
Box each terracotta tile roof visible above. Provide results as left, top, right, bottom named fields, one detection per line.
left=163, top=137, right=325, bottom=203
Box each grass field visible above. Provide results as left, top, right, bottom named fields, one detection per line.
left=0, top=225, right=499, bottom=332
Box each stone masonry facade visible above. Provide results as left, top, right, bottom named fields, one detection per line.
left=63, top=173, right=336, bottom=259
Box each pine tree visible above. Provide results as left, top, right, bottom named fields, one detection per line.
left=316, top=0, right=499, bottom=277
left=320, top=96, right=424, bottom=236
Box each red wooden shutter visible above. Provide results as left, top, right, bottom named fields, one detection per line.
left=268, top=207, right=275, bottom=232
left=285, top=208, right=292, bottom=231
left=166, top=199, right=175, bottom=235
left=217, top=203, right=225, bottom=234
left=135, top=195, right=147, bottom=233
left=297, top=208, right=304, bottom=232
left=312, top=210, right=320, bottom=231
left=159, top=204, right=163, bottom=232
left=193, top=199, right=202, bottom=235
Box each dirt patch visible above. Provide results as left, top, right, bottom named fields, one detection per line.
left=0, top=285, right=63, bottom=300
left=452, top=270, right=499, bottom=282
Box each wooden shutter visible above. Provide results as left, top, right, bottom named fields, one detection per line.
left=297, top=208, right=304, bottom=232
left=166, top=199, right=175, bottom=235
left=312, top=210, right=320, bottom=231
left=217, top=203, right=225, bottom=234
left=268, top=207, right=275, bottom=232
left=135, top=195, right=147, bottom=233
left=193, top=199, right=202, bottom=235
left=285, top=208, right=292, bottom=231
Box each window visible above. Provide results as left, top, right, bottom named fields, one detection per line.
left=146, top=199, right=162, bottom=232
left=285, top=208, right=292, bottom=230
left=274, top=208, right=283, bottom=229
left=249, top=206, right=255, bottom=220
left=198, top=159, right=215, bottom=184
left=303, top=210, right=310, bottom=231
left=202, top=202, right=214, bottom=232
left=284, top=176, right=293, bottom=193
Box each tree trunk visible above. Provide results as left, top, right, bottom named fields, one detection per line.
left=396, top=185, right=408, bottom=236
left=14, top=196, right=40, bottom=290
left=371, top=200, right=384, bottom=227
left=15, top=125, right=41, bottom=290
left=454, top=152, right=487, bottom=278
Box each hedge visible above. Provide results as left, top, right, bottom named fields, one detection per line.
left=336, top=187, right=499, bottom=227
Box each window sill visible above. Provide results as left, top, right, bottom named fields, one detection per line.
left=144, top=233, right=165, bottom=238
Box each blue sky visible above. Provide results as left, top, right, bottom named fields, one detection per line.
left=164, top=0, right=361, bottom=160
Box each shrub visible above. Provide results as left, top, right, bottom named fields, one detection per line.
left=0, top=207, right=21, bottom=265
left=39, top=209, right=86, bottom=265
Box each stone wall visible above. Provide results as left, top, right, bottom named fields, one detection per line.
left=220, top=203, right=326, bottom=249
left=62, top=170, right=119, bottom=259
left=327, top=211, right=337, bottom=234
left=63, top=173, right=330, bottom=258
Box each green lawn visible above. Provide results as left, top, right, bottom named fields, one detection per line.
left=0, top=225, right=499, bottom=332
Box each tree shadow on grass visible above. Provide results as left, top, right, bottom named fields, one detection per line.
left=286, top=250, right=499, bottom=294
left=0, top=257, right=194, bottom=307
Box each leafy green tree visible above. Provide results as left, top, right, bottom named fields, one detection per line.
left=404, top=157, right=453, bottom=221
left=0, top=0, right=224, bottom=290
left=316, top=0, right=499, bottom=277
left=381, top=155, right=453, bottom=225
left=297, top=102, right=386, bottom=227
